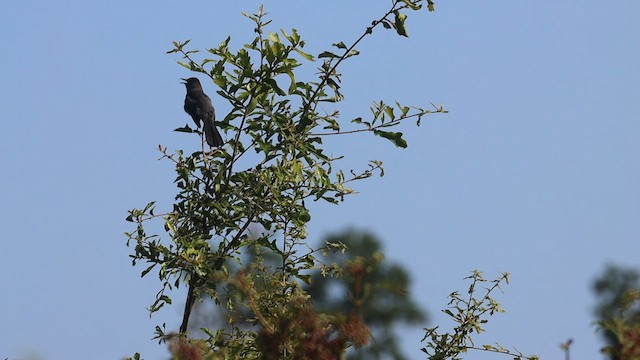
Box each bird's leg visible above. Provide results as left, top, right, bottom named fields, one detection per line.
left=200, top=131, right=209, bottom=166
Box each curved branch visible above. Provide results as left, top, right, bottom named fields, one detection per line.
left=300, top=1, right=417, bottom=125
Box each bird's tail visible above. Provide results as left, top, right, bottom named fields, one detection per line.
left=204, top=119, right=224, bottom=148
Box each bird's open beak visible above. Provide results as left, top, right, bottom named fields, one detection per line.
left=180, top=78, right=187, bottom=84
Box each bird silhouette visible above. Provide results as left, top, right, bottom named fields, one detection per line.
left=181, top=77, right=224, bottom=147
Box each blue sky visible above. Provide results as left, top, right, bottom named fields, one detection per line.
left=1, top=1, right=638, bottom=359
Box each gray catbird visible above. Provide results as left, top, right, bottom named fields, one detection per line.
left=181, top=77, right=224, bottom=147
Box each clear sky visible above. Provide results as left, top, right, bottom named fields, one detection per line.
left=1, top=1, right=638, bottom=359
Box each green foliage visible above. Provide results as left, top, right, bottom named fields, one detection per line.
left=125, top=1, right=444, bottom=358
left=306, top=230, right=427, bottom=360
left=186, top=230, right=426, bottom=360
left=421, top=271, right=539, bottom=360
left=593, top=265, right=640, bottom=360
left=123, top=2, right=538, bottom=358
left=598, top=290, right=640, bottom=360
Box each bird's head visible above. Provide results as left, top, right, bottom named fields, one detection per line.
left=181, top=77, right=202, bottom=90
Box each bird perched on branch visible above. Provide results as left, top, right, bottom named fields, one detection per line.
left=181, top=77, right=224, bottom=147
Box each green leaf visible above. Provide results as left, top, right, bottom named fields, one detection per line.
left=268, top=32, right=281, bottom=43
left=323, top=118, right=340, bottom=131
left=294, top=48, right=314, bottom=61
left=297, top=209, right=311, bottom=223
left=318, top=51, right=339, bottom=59
left=332, top=41, right=348, bottom=50
left=246, top=97, right=258, bottom=114
left=141, top=264, right=156, bottom=277
left=396, top=101, right=410, bottom=117
left=286, top=71, right=297, bottom=94
left=384, top=106, right=395, bottom=120
left=399, top=0, right=422, bottom=10
left=177, top=61, right=191, bottom=70
left=373, top=130, right=408, bottom=148
left=394, top=11, right=409, bottom=37
left=174, top=125, right=194, bottom=133
left=265, top=78, right=286, bottom=96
